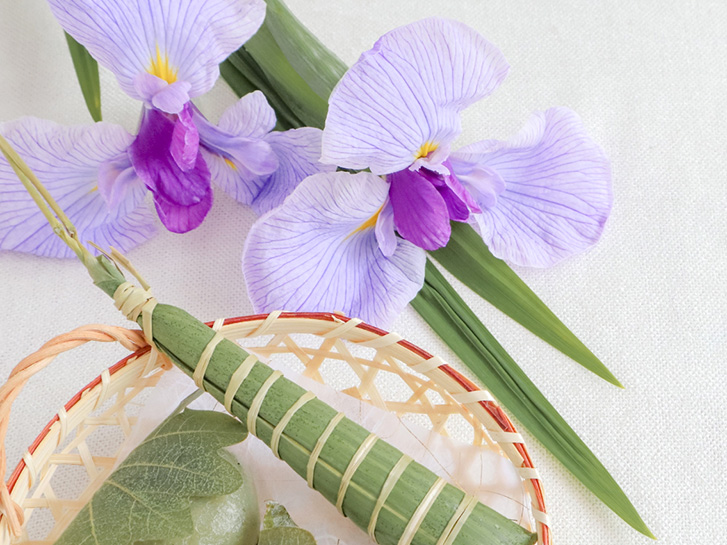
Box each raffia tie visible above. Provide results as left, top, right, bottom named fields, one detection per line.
left=113, top=282, right=158, bottom=345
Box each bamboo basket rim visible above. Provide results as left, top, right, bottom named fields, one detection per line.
left=1, top=311, right=551, bottom=545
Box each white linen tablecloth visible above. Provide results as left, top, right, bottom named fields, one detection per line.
left=0, top=1, right=725, bottom=544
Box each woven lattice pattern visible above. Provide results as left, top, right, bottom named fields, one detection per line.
left=0, top=314, right=549, bottom=545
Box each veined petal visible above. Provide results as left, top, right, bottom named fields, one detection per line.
left=0, top=118, right=155, bottom=258
left=97, top=153, right=148, bottom=211
left=451, top=107, right=612, bottom=267
left=252, top=128, right=336, bottom=215
left=49, top=0, right=266, bottom=102
left=218, top=91, right=276, bottom=139
left=243, top=171, right=426, bottom=328
left=322, top=17, right=509, bottom=174
left=202, top=150, right=261, bottom=205
left=196, top=96, right=279, bottom=205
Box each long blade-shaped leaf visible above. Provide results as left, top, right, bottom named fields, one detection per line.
left=64, top=33, right=102, bottom=122
left=431, top=222, right=622, bottom=387
left=263, top=0, right=347, bottom=101
left=228, top=15, right=331, bottom=129
left=411, top=260, right=653, bottom=538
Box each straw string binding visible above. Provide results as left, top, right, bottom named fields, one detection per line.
left=367, top=454, right=413, bottom=539
left=336, top=433, right=378, bottom=514
left=533, top=509, right=551, bottom=526
left=246, top=371, right=283, bottom=436
left=223, top=355, right=259, bottom=413
left=112, top=282, right=157, bottom=345
left=307, top=412, right=346, bottom=487
left=193, top=318, right=226, bottom=389
left=270, top=391, right=317, bottom=458
left=398, top=477, right=447, bottom=545
left=437, top=494, right=480, bottom=545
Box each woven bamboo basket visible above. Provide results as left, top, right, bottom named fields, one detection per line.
left=0, top=312, right=551, bottom=545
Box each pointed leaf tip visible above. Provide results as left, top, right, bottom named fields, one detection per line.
left=431, top=222, right=623, bottom=387
left=412, top=260, right=650, bottom=536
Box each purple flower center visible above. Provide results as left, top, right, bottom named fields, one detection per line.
left=128, top=105, right=212, bottom=233
left=387, top=160, right=479, bottom=251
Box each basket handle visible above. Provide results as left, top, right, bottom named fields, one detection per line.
left=0, top=324, right=148, bottom=537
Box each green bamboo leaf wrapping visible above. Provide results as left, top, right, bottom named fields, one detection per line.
left=50, top=237, right=534, bottom=545
left=64, top=33, right=102, bottom=122
left=144, top=302, right=536, bottom=545
left=411, top=261, right=653, bottom=539
left=431, top=222, right=622, bottom=387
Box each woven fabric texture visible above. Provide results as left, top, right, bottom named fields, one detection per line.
left=0, top=1, right=725, bottom=544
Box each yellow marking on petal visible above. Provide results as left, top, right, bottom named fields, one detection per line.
left=148, top=45, right=178, bottom=84
left=347, top=205, right=383, bottom=239
left=89, top=185, right=98, bottom=193
left=414, top=141, right=438, bottom=160
left=224, top=157, right=238, bottom=171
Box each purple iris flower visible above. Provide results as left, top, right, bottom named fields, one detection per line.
left=1, top=0, right=334, bottom=257
left=46, top=0, right=273, bottom=232
left=243, top=18, right=612, bottom=327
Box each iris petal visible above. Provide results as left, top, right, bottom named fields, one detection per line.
left=196, top=94, right=280, bottom=205
left=388, top=168, right=452, bottom=250
left=0, top=117, right=155, bottom=258
left=152, top=186, right=213, bottom=234
left=252, top=128, right=336, bottom=215
left=217, top=91, right=276, bottom=139
left=375, top=199, right=397, bottom=257
left=129, top=107, right=212, bottom=232
left=170, top=103, right=200, bottom=172
left=48, top=0, right=266, bottom=103
left=322, top=17, right=509, bottom=174
left=451, top=107, right=612, bottom=267
left=243, top=171, right=425, bottom=328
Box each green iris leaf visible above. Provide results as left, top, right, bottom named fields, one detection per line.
left=431, top=222, right=622, bottom=387
left=64, top=33, right=102, bottom=122
left=412, top=261, right=653, bottom=538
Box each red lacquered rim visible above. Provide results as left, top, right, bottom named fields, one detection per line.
left=7, top=312, right=548, bottom=544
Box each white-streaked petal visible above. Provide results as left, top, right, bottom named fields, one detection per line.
left=322, top=17, right=509, bottom=174
left=0, top=118, right=156, bottom=258
left=452, top=107, right=612, bottom=267
left=48, top=0, right=266, bottom=101
left=243, top=171, right=425, bottom=328
left=252, top=128, right=336, bottom=215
